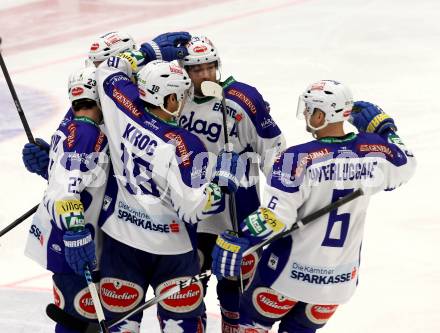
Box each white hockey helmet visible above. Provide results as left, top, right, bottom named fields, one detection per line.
left=88, top=31, right=136, bottom=63
left=297, top=80, right=354, bottom=131
left=137, top=60, right=191, bottom=117
left=68, top=66, right=100, bottom=109
left=179, top=35, right=221, bottom=68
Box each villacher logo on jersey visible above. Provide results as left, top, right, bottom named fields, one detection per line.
left=253, top=287, right=297, bottom=319
left=100, top=278, right=143, bottom=312
left=157, top=277, right=203, bottom=313
left=74, top=287, right=97, bottom=320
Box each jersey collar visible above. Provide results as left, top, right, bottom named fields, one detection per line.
left=144, top=107, right=178, bottom=127
left=74, top=116, right=99, bottom=128
left=318, top=132, right=357, bottom=143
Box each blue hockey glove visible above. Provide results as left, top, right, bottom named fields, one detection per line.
left=212, top=230, right=250, bottom=279
left=212, top=150, right=242, bottom=193
left=22, top=138, right=50, bottom=179
left=349, top=101, right=397, bottom=135
left=140, top=32, right=191, bottom=62
left=63, top=228, right=97, bottom=276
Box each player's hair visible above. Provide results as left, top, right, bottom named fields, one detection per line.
left=72, top=99, right=98, bottom=112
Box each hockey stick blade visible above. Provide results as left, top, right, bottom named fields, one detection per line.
left=46, top=270, right=212, bottom=333
left=46, top=304, right=93, bottom=332
left=243, top=188, right=364, bottom=256
left=201, top=80, right=223, bottom=99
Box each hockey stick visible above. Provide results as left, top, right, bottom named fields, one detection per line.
left=201, top=80, right=244, bottom=290
left=0, top=37, right=35, bottom=143
left=46, top=270, right=212, bottom=333
left=46, top=189, right=363, bottom=331
left=243, top=188, right=364, bottom=256
left=0, top=203, right=38, bottom=238
left=201, top=80, right=239, bottom=231
left=84, top=267, right=109, bottom=333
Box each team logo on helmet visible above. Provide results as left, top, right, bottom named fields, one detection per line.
left=90, top=43, right=100, bottom=51
left=193, top=45, right=208, bottom=53
left=311, top=82, right=326, bottom=91
left=169, top=65, right=183, bottom=74
left=71, top=87, right=84, bottom=97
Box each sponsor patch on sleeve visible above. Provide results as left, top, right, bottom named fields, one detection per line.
left=55, top=199, right=85, bottom=229
left=227, top=88, right=257, bottom=114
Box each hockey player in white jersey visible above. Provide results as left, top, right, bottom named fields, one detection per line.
left=211, top=80, right=416, bottom=332
left=22, top=30, right=137, bottom=176
left=24, top=66, right=110, bottom=333
left=22, top=31, right=190, bottom=177
left=151, top=35, right=286, bottom=333
left=95, top=52, right=242, bottom=333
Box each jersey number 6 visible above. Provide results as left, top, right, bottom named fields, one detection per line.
left=321, top=188, right=353, bottom=248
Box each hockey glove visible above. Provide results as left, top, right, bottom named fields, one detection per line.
left=63, top=228, right=97, bottom=276
left=240, top=207, right=287, bottom=246
left=212, top=150, right=243, bottom=193
left=140, top=31, right=191, bottom=62
left=349, top=101, right=397, bottom=135
left=22, top=138, right=50, bottom=179
left=212, top=230, right=250, bottom=279
left=116, top=50, right=147, bottom=74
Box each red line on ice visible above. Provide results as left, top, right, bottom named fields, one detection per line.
left=0, top=0, right=233, bottom=55
left=8, top=0, right=309, bottom=76
left=0, top=272, right=51, bottom=288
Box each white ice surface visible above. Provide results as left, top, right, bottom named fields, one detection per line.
left=0, top=0, right=439, bottom=332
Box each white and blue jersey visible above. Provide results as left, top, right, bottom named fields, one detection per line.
left=96, top=59, right=224, bottom=255
left=257, top=131, right=416, bottom=304
left=178, top=77, right=286, bottom=235
left=25, top=114, right=109, bottom=273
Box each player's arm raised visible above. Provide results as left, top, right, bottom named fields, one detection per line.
left=349, top=101, right=417, bottom=192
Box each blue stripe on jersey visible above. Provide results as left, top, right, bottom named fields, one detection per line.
left=257, top=235, right=293, bottom=286
left=225, top=79, right=281, bottom=139
left=98, top=165, right=118, bottom=228
left=56, top=119, right=106, bottom=173
left=269, top=132, right=409, bottom=193
left=103, top=72, right=210, bottom=188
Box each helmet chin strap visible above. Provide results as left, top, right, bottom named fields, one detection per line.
left=159, top=101, right=182, bottom=118
left=306, top=115, right=328, bottom=132
left=216, top=67, right=222, bottom=82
